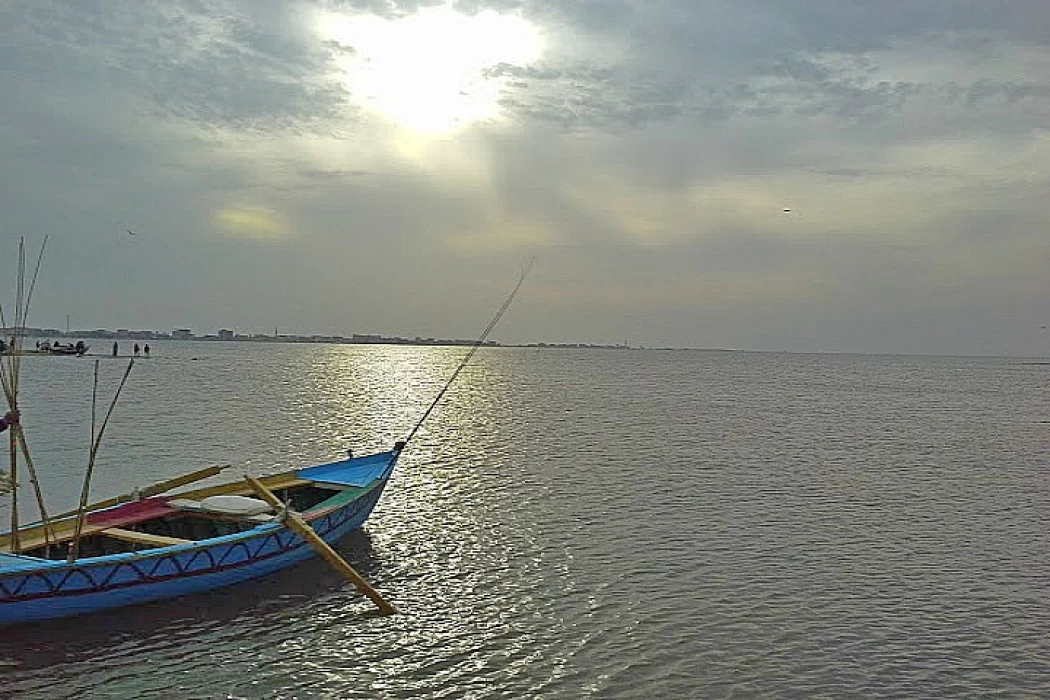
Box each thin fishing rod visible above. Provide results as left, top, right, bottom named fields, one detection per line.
left=402, top=259, right=534, bottom=450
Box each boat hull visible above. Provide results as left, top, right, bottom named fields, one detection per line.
left=0, top=480, right=388, bottom=626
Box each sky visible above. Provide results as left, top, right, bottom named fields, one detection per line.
left=1, top=0, right=1048, bottom=355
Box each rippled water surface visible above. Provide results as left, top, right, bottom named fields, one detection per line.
left=1, top=343, right=1049, bottom=698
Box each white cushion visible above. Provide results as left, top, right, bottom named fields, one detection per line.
left=168, top=498, right=202, bottom=510
left=198, top=495, right=273, bottom=516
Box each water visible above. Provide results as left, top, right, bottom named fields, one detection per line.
left=1, top=344, right=1048, bottom=698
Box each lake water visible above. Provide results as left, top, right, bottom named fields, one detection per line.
left=1, top=343, right=1048, bottom=698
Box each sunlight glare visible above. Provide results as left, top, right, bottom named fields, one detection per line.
left=317, top=6, right=543, bottom=135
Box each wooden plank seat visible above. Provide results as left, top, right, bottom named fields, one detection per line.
left=100, top=528, right=192, bottom=547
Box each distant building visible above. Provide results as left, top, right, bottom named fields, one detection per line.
left=218, top=329, right=234, bottom=341
left=172, top=329, right=193, bottom=340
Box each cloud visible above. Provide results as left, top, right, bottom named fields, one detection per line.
left=0, top=0, right=350, bottom=134
left=213, top=206, right=290, bottom=240
left=1, top=0, right=1048, bottom=353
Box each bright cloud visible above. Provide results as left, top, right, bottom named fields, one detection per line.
left=316, top=5, right=544, bottom=135
left=213, top=206, right=290, bottom=240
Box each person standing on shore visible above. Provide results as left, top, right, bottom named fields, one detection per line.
left=112, top=341, right=118, bottom=356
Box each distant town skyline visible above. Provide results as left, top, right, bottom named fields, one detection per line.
left=2, top=325, right=632, bottom=351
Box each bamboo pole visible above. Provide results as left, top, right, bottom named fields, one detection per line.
left=7, top=428, right=17, bottom=553
left=7, top=242, right=24, bottom=552
left=0, top=343, right=16, bottom=550
left=244, top=475, right=398, bottom=615
left=90, top=358, right=99, bottom=478
left=3, top=241, right=26, bottom=552
left=12, top=425, right=56, bottom=546
left=0, top=236, right=55, bottom=549
left=68, top=359, right=135, bottom=562
left=19, top=238, right=54, bottom=544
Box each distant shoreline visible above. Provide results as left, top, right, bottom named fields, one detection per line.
left=1, top=327, right=635, bottom=351
left=3, top=328, right=1046, bottom=359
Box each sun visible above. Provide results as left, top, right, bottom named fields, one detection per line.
left=316, top=5, right=544, bottom=135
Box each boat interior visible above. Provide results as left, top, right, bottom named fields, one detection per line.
left=1, top=475, right=345, bottom=562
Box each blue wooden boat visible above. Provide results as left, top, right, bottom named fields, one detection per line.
left=0, top=445, right=403, bottom=626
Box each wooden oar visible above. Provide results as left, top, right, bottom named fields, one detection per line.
left=50, top=465, right=229, bottom=522
left=244, top=475, right=398, bottom=616
left=140, top=465, right=232, bottom=499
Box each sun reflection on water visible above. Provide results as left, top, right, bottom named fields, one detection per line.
left=293, top=343, right=505, bottom=458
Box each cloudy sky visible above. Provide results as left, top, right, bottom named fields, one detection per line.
left=1, top=0, right=1048, bottom=355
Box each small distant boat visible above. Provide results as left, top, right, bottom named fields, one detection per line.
left=45, top=341, right=88, bottom=356
left=4, top=342, right=90, bottom=356
left=46, top=345, right=81, bottom=355
left=0, top=447, right=403, bottom=626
